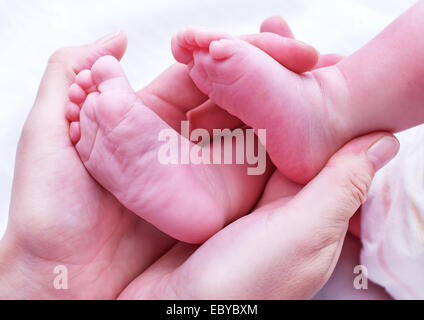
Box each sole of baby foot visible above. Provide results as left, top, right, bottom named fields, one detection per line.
left=65, top=55, right=243, bottom=243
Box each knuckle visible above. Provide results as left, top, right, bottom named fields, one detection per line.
left=344, top=169, right=372, bottom=206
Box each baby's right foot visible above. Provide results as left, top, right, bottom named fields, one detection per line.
left=172, top=28, right=348, bottom=184
left=65, top=55, right=269, bottom=243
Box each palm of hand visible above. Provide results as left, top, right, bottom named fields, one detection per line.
left=9, top=98, right=174, bottom=298
left=4, top=44, right=177, bottom=298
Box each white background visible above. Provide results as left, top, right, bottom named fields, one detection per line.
left=0, top=0, right=419, bottom=297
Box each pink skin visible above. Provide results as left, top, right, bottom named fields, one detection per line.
left=0, top=18, right=399, bottom=300
left=1, top=26, right=278, bottom=299
left=185, top=16, right=343, bottom=136
left=119, top=132, right=399, bottom=299
left=0, top=31, right=173, bottom=300
left=172, top=1, right=424, bottom=184
left=65, top=30, right=319, bottom=244
left=172, top=28, right=338, bottom=184
left=66, top=55, right=271, bottom=244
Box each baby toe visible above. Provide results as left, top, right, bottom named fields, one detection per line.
left=75, top=69, right=95, bottom=92
left=181, top=27, right=231, bottom=49
left=209, top=39, right=240, bottom=59
left=192, top=27, right=231, bottom=48
left=173, top=27, right=233, bottom=65
left=68, top=83, right=87, bottom=104
left=65, top=101, right=81, bottom=122
left=91, top=55, right=132, bottom=93
left=69, top=121, right=81, bottom=145
left=171, top=33, right=195, bottom=64
left=91, top=55, right=124, bottom=84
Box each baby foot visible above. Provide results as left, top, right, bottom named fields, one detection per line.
left=172, top=27, right=343, bottom=184
left=65, top=55, right=264, bottom=243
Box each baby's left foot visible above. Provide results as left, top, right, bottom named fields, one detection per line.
left=172, top=27, right=345, bottom=184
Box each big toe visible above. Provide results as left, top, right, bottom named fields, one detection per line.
left=188, top=38, right=254, bottom=107
left=91, top=55, right=131, bottom=92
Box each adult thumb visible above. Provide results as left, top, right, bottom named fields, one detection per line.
left=289, top=132, right=399, bottom=243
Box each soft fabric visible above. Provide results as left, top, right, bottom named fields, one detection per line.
left=361, top=126, right=424, bottom=299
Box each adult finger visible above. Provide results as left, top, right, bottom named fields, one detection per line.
left=136, top=63, right=209, bottom=131
left=240, top=33, right=319, bottom=73
left=161, top=133, right=399, bottom=299
left=314, top=54, right=345, bottom=69
left=260, top=16, right=295, bottom=38
left=290, top=133, right=399, bottom=239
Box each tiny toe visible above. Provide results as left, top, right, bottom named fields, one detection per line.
left=181, top=27, right=198, bottom=47
left=91, top=55, right=130, bottom=92
left=209, top=39, right=238, bottom=60
left=184, top=27, right=231, bottom=48
left=173, top=27, right=233, bottom=65
left=76, top=69, right=95, bottom=91
left=171, top=33, right=195, bottom=64
left=69, top=122, right=81, bottom=144
left=65, top=102, right=81, bottom=122
left=194, top=28, right=232, bottom=47
left=68, top=83, right=87, bottom=104
left=91, top=55, right=124, bottom=83
left=176, top=28, right=192, bottom=49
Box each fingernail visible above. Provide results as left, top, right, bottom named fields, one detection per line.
left=367, top=136, right=399, bottom=171
left=95, top=31, right=121, bottom=44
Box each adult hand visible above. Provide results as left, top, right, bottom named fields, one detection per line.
left=0, top=18, right=323, bottom=299
left=121, top=132, right=399, bottom=299
left=187, top=18, right=367, bottom=239
left=0, top=31, right=177, bottom=299
left=120, top=20, right=400, bottom=299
